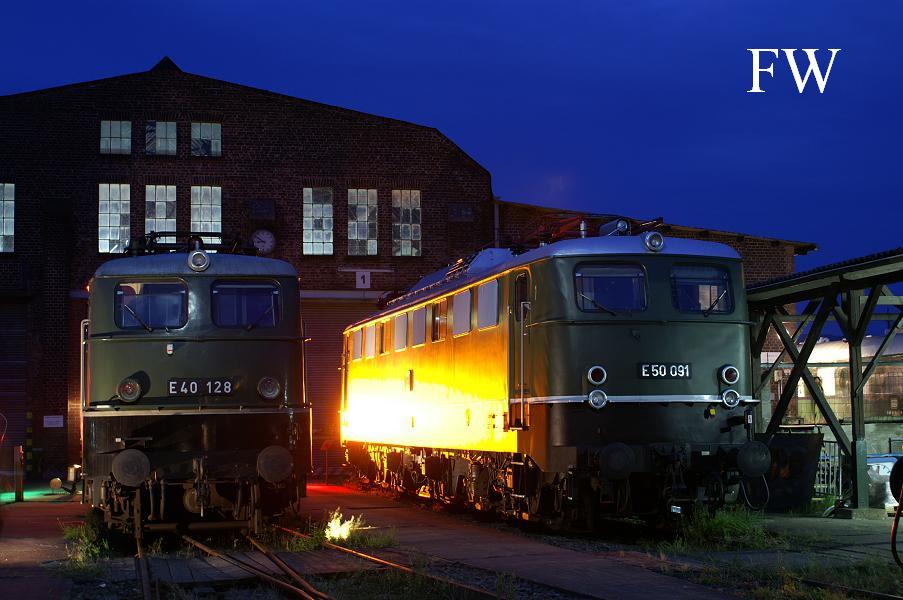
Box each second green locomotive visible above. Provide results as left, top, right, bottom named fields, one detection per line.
left=81, top=236, right=310, bottom=533
left=341, top=232, right=770, bottom=524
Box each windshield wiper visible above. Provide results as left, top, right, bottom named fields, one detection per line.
left=702, top=288, right=729, bottom=317
left=123, top=303, right=154, bottom=332
left=578, top=293, right=619, bottom=316
left=245, top=304, right=275, bottom=331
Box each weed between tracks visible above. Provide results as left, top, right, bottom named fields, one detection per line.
left=309, top=567, right=487, bottom=600
left=60, top=521, right=111, bottom=578
left=269, top=510, right=398, bottom=552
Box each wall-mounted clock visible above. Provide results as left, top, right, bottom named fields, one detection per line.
left=251, top=229, right=276, bottom=255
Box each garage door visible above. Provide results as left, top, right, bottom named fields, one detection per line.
left=301, top=300, right=376, bottom=475
left=0, top=303, right=27, bottom=450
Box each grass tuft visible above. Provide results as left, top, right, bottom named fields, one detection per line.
left=60, top=521, right=110, bottom=577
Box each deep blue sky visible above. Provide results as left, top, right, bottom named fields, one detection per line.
left=2, top=1, right=900, bottom=271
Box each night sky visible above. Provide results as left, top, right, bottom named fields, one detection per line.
left=2, top=1, right=900, bottom=271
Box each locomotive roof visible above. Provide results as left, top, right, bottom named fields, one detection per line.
left=93, top=252, right=298, bottom=278
left=348, top=235, right=740, bottom=329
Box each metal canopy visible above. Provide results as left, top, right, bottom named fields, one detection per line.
left=747, top=247, right=903, bottom=510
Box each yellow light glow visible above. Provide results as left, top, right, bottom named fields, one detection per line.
left=324, top=508, right=362, bottom=541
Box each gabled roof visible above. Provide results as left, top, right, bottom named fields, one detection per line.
left=0, top=57, right=488, bottom=175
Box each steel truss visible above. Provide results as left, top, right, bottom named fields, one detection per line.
left=748, top=248, right=903, bottom=509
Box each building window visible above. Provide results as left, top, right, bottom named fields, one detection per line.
left=452, top=289, right=472, bottom=336
left=100, top=120, right=132, bottom=154
left=98, top=184, right=131, bottom=253
left=392, top=189, right=422, bottom=256
left=145, top=185, right=177, bottom=243
left=191, top=122, right=222, bottom=156
left=348, top=188, right=378, bottom=256
left=302, top=187, right=334, bottom=255
left=431, top=298, right=447, bottom=342
left=146, top=121, right=177, bottom=155
left=0, top=183, right=13, bottom=252
left=191, top=186, right=222, bottom=245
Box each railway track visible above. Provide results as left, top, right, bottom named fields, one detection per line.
left=133, top=530, right=332, bottom=600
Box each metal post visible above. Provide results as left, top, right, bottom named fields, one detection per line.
left=846, top=290, right=869, bottom=509
left=13, top=444, right=24, bottom=502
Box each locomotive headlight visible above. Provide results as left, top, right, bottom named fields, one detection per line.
left=643, top=231, right=665, bottom=252
left=257, top=376, right=281, bottom=400
left=117, top=378, right=142, bottom=402
left=188, top=249, right=210, bottom=272
left=719, top=364, right=740, bottom=385
left=721, top=389, right=741, bottom=409
left=587, top=365, right=607, bottom=386
left=587, top=389, right=609, bottom=410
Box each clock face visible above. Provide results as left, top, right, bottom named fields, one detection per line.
left=251, top=229, right=276, bottom=255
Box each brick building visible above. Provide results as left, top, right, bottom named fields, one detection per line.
left=0, top=58, right=814, bottom=478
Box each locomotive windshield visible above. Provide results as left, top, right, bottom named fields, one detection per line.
left=212, top=281, right=280, bottom=328
left=670, top=264, right=733, bottom=315
left=115, top=282, right=187, bottom=330
left=574, top=264, right=646, bottom=313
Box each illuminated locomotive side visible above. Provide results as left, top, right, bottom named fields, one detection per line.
left=81, top=242, right=311, bottom=532
left=341, top=234, right=771, bottom=523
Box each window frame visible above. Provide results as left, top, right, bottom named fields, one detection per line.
left=146, top=121, right=177, bottom=156
left=411, top=307, right=427, bottom=347
left=98, top=183, right=131, bottom=254
left=114, top=279, right=189, bottom=331
left=391, top=189, right=422, bottom=256
left=394, top=313, right=408, bottom=351
left=210, top=279, right=282, bottom=329
left=430, top=298, right=448, bottom=342
left=302, top=187, right=334, bottom=255
left=364, top=324, right=377, bottom=358
left=347, top=188, right=378, bottom=256
left=190, top=122, right=222, bottom=157
left=100, top=120, right=132, bottom=155
left=573, top=262, right=648, bottom=314
left=0, top=183, right=14, bottom=253
left=669, top=263, right=735, bottom=315
left=452, top=289, right=472, bottom=336
left=351, top=329, right=363, bottom=360
left=476, top=279, right=499, bottom=329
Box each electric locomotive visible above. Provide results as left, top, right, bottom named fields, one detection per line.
left=340, top=231, right=771, bottom=524
left=80, top=234, right=311, bottom=533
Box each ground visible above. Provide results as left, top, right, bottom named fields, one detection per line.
left=0, top=481, right=900, bottom=599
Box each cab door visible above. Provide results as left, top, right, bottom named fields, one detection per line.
left=508, top=270, right=531, bottom=429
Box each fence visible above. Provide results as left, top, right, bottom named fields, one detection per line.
left=814, top=439, right=843, bottom=498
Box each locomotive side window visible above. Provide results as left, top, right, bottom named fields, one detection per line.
left=364, top=324, right=376, bottom=358
left=670, top=265, right=733, bottom=314
left=574, top=264, right=646, bottom=313
left=394, top=313, right=408, bottom=351
left=378, top=321, right=391, bottom=354
left=477, top=279, right=499, bottom=329
left=431, top=299, right=447, bottom=342
left=452, top=289, right=472, bottom=336
left=352, top=329, right=363, bottom=360
left=411, top=307, right=426, bottom=346
left=115, top=281, right=187, bottom=330
left=212, top=282, right=280, bottom=328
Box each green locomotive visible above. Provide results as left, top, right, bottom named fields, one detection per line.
left=81, top=235, right=310, bottom=533
left=341, top=232, right=770, bottom=523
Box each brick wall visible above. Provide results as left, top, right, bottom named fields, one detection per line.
left=0, top=60, right=492, bottom=474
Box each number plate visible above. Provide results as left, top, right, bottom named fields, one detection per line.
left=168, top=378, right=233, bottom=396
left=637, top=363, right=692, bottom=379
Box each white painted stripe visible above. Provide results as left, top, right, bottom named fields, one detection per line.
left=523, top=394, right=757, bottom=405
